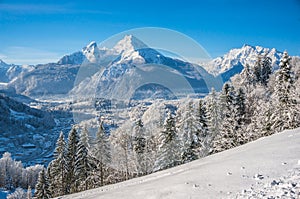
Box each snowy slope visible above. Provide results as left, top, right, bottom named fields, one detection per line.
left=0, top=93, right=56, bottom=164
left=202, top=45, right=282, bottom=78
left=60, top=128, right=300, bottom=199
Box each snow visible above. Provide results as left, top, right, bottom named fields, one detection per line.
left=113, top=35, right=148, bottom=54
left=0, top=82, right=8, bottom=89
left=202, top=45, right=282, bottom=76
left=21, top=143, right=36, bottom=148
left=60, top=128, right=300, bottom=199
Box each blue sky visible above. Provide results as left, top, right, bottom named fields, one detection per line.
left=0, top=0, right=300, bottom=64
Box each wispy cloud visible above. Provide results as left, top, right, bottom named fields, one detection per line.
left=0, top=3, right=66, bottom=14
left=0, top=46, right=63, bottom=65
left=0, top=3, right=112, bottom=15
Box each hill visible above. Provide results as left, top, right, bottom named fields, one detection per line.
left=60, top=128, right=300, bottom=199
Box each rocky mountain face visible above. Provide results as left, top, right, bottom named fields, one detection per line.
left=69, top=35, right=215, bottom=100
left=201, top=44, right=283, bottom=82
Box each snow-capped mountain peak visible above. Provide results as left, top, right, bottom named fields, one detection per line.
left=113, top=35, right=148, bottom=54
left=86, top=41, right=97, bottom=49
left=82, top=41, right=102, bottom=63
left=110, top=35, right=151, bottom=65
left=202, top=44, right=282, bottom=77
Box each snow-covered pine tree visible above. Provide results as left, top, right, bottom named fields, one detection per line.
left=154, top=110, right=180, bottom=171
left=257, top=98, right=274, bottom=137
left=45, top=164, right=54, bottom=197
left=48, top=132, right=67, bottom=196
left=176, top=101, right=197, bottom=164
left=233, top=87, right=247, bottom=144
left=74, top=135, right=93, bottom=191
left=80, top=125, right=90, bottom=149
left=7, top=188, right=27, bottom=199
left=211, top=83, right=237, bottom=153
left=133, top=119, right=147, bottom=176
left=197, top=99, right=210, bottom=157
left=90, top=120, right=111, bottom=187
left=240, top=64, right=255, bottom=92
left=261, top=54, right=272, bottom=86
left=250, top=53, right=272, bottom=87
left=177, top=100, right=208, bottom=163
left=34, top=169, right=51, bottom=199
left=253, top=54, right=263, bottom=85
left=271, top=51, right=300, bottom=132
left=205, top=88, right=222, bottom=153
left=65, top=126, right=79, bottom=194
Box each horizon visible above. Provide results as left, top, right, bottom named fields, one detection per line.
left=0, top=0, right=300, bottom=65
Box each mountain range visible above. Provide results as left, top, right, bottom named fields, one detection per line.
left=0, top=35, right=286, bottom=99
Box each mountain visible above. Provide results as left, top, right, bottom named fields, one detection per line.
left=58, top=51, right=85, bottom=65
left=70, top=35, right=215, bottom=100
left=8, top=62, right=79, bottom=96
left=0, top=59, right=24, bottom=83
left=202, top=45, right=283, bottom=82
left=0, top=59, right=10, bottom=82
left=60, top=127, right=300, bottom=199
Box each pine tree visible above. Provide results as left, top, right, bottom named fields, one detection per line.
left=81, top=125, right=90, bottom=149
left=91, top=120, right=111, bottom=186
left=177, top=101, right=200, bottom=164
left=154, top=110, right=180, bottom=171
left=211, top=83, right=237, bottom=153
left=74, top=138, right=91, bottom=191
left=206, top=88, right=222, bottom=152
left=271, top=51, right=300, bottom=132
left=65, top=126, right=79, bottom=194
left=34, top=169, right=51, bottom=199
left=133, top=119, right=147, bottom=176
left=251, top=53, right=272, bottom=86
left=177, top=100, right=206, bottom=164
left=49, top=132, right=67, bottom=196
left=45, top=162, right=54, bottom=197
left=261, top=54, right=272, bottom=86
left=197, top=99, right=210, bottom=156
left=233, top=87, right=247, bottom=144
left=240, top=64, right=255, bottom=91
left=7, top=188, right=26, bottom=199
left=253, top=54, right=262, bottom=84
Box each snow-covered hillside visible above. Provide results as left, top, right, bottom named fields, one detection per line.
left=60, top=128, right=300, bottom=199
left=202, top=45, right=282, bottom=79
left=0, top=93, right=56, bottom=164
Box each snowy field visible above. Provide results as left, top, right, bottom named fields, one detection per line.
left=60, top=128, right=300, bottom=199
